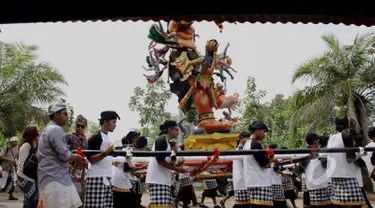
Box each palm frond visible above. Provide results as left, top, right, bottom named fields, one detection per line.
left=290, top=93, right=334, bottom=131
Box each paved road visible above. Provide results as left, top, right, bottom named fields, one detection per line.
left=1, top=192, right=375, bottom=208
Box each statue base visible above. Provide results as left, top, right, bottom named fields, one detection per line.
left=183, top=133, right=239, bottom=151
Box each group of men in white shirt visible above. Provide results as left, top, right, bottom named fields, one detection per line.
left=38, top=100, right=375, bottom=208
left=229, top=117, right=375, bottom=208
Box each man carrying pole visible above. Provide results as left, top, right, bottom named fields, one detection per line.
left=146, top=120, right=187, bottom=208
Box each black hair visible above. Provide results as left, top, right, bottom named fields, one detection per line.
left=99, top=111, right=120, bottom=126
left=121, top=136, right=130, bottom=145
left=159, top=120, right=178, bottom=135
left=306, top=133, right=320, bottom=146
left=269, top=143, right=278, bottom=149
left=236, top=131, right=251, bottom=147
left=368, top=127, right=375, bottom=139
left=135, top=136, right=148, bottom=148
left=319, top=135, right=330, bottom=147
left=249, top=121, right=268, bottom=134
left=281, top=146, right=287, bottom=149
left=335, top=117, right=349, bottom=132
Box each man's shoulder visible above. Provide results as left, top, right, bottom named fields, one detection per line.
left=64, top=132, right=76, bottom=138
left=45, top=123, right=64, bottom=135
left=88, top=131, right=102, bottom=143
left=90, top=131, right=102, bottom=139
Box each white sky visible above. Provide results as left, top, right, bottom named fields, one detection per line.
left=0, top=21, right=374, bottom=142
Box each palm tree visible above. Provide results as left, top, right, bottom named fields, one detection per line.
left=0, top=41, right=67, bottom=136
left=290, top=32, right=375, bottom=143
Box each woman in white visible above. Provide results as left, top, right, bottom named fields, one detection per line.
left=232, top=132, right=251, bottom=208
left=17, top=125, right=40, bottom=208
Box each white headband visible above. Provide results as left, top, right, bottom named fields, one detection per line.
left=10, top=136, right=19, bottom=142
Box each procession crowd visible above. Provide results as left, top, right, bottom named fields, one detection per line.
left=0, top=100, right=375, bottom=208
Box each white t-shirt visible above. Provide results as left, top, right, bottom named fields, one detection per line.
left=111, top=164, right=133, bottom=190
left=87, top=132, right=113, bottom=178
left=232, top=147, right=246, bottom=190
left=145, top=136, right=172, bottom=186
left=270, top=167, right=282, bottom=185
left=327, top=133, right=356, bottom=178
left=364, top=142, right=375, bottom=174
left=243, top=139, right=272, bottom=187
left=306, top=158, right=329, bottom=190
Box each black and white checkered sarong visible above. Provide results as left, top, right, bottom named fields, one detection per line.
left=84, top=177, right=113, bottom=208
left=234, top=189, right=251, bottom=204
left=179, top=177, right=192, bottom=187
left=131, top=180, right=146, bottom=194
left=248, top=186, right=273, bottom=206
left=327, top=179, right=332, bottom=200
left=138, top=182, right=146, bottom=194
left=302, top=175, right=308, bottom=192
left=227, top=181, right=234, bottom=192
left=282, top=176, right=294, bottom=190
left=203, top=179, right=217, bottom=189
left=149, top=183, right=173, bottom=207
left=309, top=187, right=332, bottom=206
left=272, top=184, right=285, bottom=201
left=331, top=177, right=364, bottom=206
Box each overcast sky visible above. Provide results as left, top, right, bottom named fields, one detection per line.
left=0, top=21, right=374, bottom=142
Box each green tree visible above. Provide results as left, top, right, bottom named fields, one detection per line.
left=237, top=76, right=267, bottom=132
left=185, top=105, right=199, bottom=126
left=62, top=104, right=74, bottom=133
left=0, top=41, right=67, bottom=136
left=87, top=120, right=100, bottom=133
left=0, top=133, right=8, bottom=148
left=291, top=32, right=375, bottom=144
left=128, top=79, right=172, bottom=136
left=236, top=77, right=311, bottom=148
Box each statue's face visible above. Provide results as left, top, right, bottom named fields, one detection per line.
left=206, top=39, right=219, bottom=52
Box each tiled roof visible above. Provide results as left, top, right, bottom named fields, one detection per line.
left=1, top=2, right=375, bottom=26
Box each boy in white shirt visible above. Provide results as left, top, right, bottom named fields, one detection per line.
left=227, top=131, right=251, bottom=208
left=145, top=120, right=186, bottom=208
left=243, top=122, right=273, bottom=207
left=327, top=117, right=365, bottom=207
left=303, top=133, right=332, bottom=208
left=85, top=111, right=120, bottom=208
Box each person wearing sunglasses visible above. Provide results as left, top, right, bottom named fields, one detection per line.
left=65, top=114, right=89, bottom=206
left=37, top=100, right=85, bottom=208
